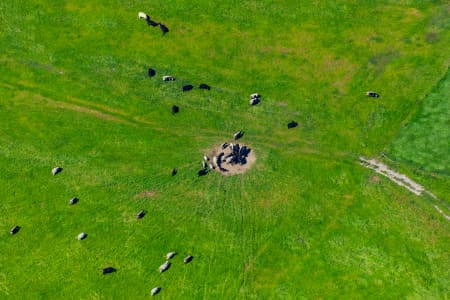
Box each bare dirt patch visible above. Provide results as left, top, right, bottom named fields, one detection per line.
left=208, top=143, right=256, bottom=176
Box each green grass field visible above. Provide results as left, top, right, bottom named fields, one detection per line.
left=1, top=1, right=449, bottom=299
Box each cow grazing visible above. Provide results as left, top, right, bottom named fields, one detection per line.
left=171, top=168, right=177, bottom=176
left=102, top=267, right=116, bottom=275
left=182, top=85, right=194, bottom=92
left=166, top=252, right=177, bottom=260
left=183, top=255, right=194, bottom=264
left=250, top=98, right=260, bottom=105
left=198, top=169, right=208, bottom=176
left=199, top=83, right=211, bottom=90
left=250, top=93, right=260, bottom=99
left=10, top=226, right=20, bottom=235
left=172, top=105, right=179, bottom=114
left=77, top=232, right=87, bottom=240
left=366, top=91, right=380, bottom=98
left=137, top=210, right=145, bottom=219
left=69, top=197, right=79, bottom=205
left=159, top=23, right=169, bottom=34
left=151, top=287, right=161, bottom=296
left=148, top=68, right=156, bottom=77
left=163, top=75, right=175, bottom=81
left=233, top=131, right=244, bottom=140
left=287, top=121, right=298, bottom=129
left=159, top=261, right=171, bottom=273
left=138, top=12, right=148, bottom=19
left=52, top=166, right=62, bottom=175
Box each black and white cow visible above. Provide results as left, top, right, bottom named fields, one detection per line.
left=233, top=131, right=244, bottom=140
left=52, top=166, right=63, bottom=175
left=10, top=226, right=20, bottom=235
left=366, top=91, right=380, bottom=98
left=151, top=287, right=161, bottom=296
left=163, top=75, right=175, bottom=81
left=184, top=255, right=194, bottom=264
left=136, top=210, right=145, bottom=219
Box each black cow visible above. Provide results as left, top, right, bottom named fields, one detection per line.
left=148, top=68, right=156, bottom=77
left=146, top=18, right=159, bottom=27
left=198, top=169, right=208, bottom=176
left=136, top=210, right=145, bottom=219
left=69, top=197, right=79, bottom=205
left=159, top=23, right=169, bottom=34
left=172, top=105, right=179, bottom=114
left=102, top=267, right=116, bottom=275
left=184, top=255, right=194, bottom=264
left=10, top=226, right=20, bottom=235
left=199, top=84, right=211, bottom=90
left=287, top=121, right=298, bottom=129
left=182, top=85, right=194, bottom=92
left=171, top=168, right=177, bottom=176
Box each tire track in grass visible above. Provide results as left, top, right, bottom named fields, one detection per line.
left=359, top=157, right=449, bottom=221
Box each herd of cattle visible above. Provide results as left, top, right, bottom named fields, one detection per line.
left=7, top=10, right=383, bottom=297
left=197, top=131, right=252, bottom=176
left=9, top=166, right=195, bottom=297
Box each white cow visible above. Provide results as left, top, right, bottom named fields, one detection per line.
left=159, top=261, right=170, bottom=273
left=166, top=252, right=177, bottom=260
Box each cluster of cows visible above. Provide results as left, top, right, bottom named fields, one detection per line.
left=138, top=12, right=169, bottom=35
left=197, top=131, right=251, bottom=176
left=10, top=166, right=195, bottom=297
left=151, top=252, right=194, bottom=296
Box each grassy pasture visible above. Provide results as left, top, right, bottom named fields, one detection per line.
left=0, top=0, right=449, bottom=299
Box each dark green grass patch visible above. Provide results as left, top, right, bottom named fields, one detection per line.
left=388, top=70, right=450, bottom=174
